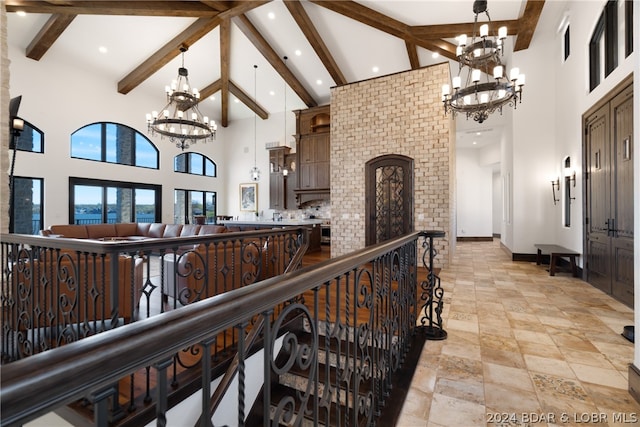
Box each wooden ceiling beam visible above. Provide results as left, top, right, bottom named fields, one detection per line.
left=283, top=0, right=347, bottom=86
left=514, top=0, right=545, bottom=51
left=405, top=41, right=420, bottom=70
left=233, top=14, right=317, bottom=108
left=309, top=1, right=458, bottom=63
left=410, top=20, right=518, bottom=39
left=229, top=80, right=268, bottom=120
left=5, top=1, right=224, bottom=17
left=199, top=79, right=222, bottom=101
left=220, top=18, right=231, bottom=128
left=25, top=13, right=76, bottom=60
left=117, top=1, right=267, bottom=94
left=117, top=18, right=221, bottom=94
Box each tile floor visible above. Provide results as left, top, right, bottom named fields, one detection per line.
left=397, top=239, right=638, bottom=427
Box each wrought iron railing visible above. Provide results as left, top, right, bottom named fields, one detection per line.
left=1, top=230, right=446, bottom=427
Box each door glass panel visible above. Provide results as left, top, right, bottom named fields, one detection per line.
left=74, top=185, right=103, bottom=224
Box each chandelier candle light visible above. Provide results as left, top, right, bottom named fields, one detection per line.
left=442, top=0, right=525, bottom=123
left=146, top=46, right=217, bottom=150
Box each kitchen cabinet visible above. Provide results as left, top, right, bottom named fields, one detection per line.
left=294, top=105, right=330, bottom=205
left=268, top=147, right=297, bottom=210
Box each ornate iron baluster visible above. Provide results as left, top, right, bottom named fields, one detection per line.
left=419, top=231, right=447, bottom=340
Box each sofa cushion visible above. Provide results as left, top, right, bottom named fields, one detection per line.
left=136, top=223, right=151, bottom=236
left=147, top=223, right=166, bottom=238
left=163, top=224, right=183, bottom=238
left=180, top=224, right=201, bottom=237
left=116, top=223, right=139, bottom=236
left=199, top=225, right=227, bottom=235
left=86, top=224, right=117, bottom=239
left=49, top=224, right=88, bottom=239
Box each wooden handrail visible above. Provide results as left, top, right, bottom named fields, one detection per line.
left=1, top=231, right=424, bottom=426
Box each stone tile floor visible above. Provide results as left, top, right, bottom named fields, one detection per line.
left=397, top=239, right=638, bottom=427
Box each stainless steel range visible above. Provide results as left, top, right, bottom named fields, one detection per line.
left=320, top=219, right=330, bottom=244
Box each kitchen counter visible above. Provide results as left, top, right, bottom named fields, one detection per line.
left=219, top=219, right=322, bottom=252
left=219, top=219, right=322, bottom=226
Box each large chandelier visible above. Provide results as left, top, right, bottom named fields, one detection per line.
left=442, top=0, right=525, bottom=124
left=146, top=46, right=217, bottom=150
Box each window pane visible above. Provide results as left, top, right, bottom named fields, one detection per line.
left=205, top=158, right=216, bottom=177
left=11, top=177, right=42, bottom=234
left=189, top=154, right=204, bottom=175
left=136, top=134, right=158, bottom=168
left=109, top=187, right=134, bottom=223
left=105, top=123, right=118, bottom=163
left=205, top=192, right=216, bottom=223
left=190, top=192, right=204, bottom=222
left=14, top=121, right=44, bottom=153
left=174, top=190, right=187, bottom=224
left=136, top=189, right=155, bottom=223
left=74, top=185, right=103, bottom=224
left=175, top=154, right=188, bottom=173
left=71, top=124, right=102, bottom=160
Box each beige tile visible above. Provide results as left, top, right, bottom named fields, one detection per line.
left=569, top=363, right=628, bottom=389
left=483, top=362, right=535, bottom=392
left=427, top=393, right=486, bottom=426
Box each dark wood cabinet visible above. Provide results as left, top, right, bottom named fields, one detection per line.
left=294, top=105, right=330, bottom=205
left=268, top=147, right=297, bottom=210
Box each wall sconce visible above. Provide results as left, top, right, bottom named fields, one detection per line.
left=568, top=170, right=576, bottom=187
left=551, top=177, right=560, bottom=205
left=282, top=168, right=288, bottom=177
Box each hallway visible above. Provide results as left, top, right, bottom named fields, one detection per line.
left=398, top=239, right=638, bottom=426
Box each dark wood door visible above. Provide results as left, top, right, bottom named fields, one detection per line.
left=585, top=82, right=634, bottom=307
left=365, top=155, right=414, bottom=246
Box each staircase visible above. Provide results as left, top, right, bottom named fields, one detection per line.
left=246, top=317, right=426, bottom=427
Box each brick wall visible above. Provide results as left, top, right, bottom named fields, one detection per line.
left=330, top=63, right=455, bottom=267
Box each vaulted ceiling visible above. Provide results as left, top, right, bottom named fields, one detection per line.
left=6, top=0, right=544, bottom=144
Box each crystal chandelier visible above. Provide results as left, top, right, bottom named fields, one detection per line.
left=442, top=0, right=525, bottom=124
left=250, top=64, right=261, bottom=182
left=146, top=46, right=217, bottom=150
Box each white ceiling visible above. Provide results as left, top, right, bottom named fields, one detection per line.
left=6, top=0, right=532, bottom=149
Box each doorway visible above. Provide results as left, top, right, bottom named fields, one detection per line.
left=365, top=155, right=414, bottom=246
left=584, top=78, right=634, bottom=308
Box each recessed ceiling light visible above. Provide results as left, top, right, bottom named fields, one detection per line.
left=267, top=12, right=275, bottom=19
left=295, top=50, right=302, bottom=56
left=16, top=11, right=26, bottom=17
left=98, top=46, right=108, bottom=54
left=432, top=52, right=439, bottom=59
left=472, top=141, right=477, bottom=145
left=476, top=132, right=481, bottom=136
left=372, top=66, right=379, bottom=73
left=316, top=79, right=322, bottom=85
left=210, top=96, right=215, bottom=101
left=234, top=98, right=240, bottom=103
left=269, top=90, right=275, bottom=96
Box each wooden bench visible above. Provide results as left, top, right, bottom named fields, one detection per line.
left=534, top=244, right=580, bottom=277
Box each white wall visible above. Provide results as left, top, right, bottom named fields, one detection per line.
left=492, top=171, right=501, bottom=235
left=456, top=147, right=493, bottom=237
left=7, top=39, right=296, bottom=227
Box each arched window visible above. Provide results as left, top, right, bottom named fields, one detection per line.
left=174, top=152, right=217, bottom=177
left=71, top=122, right=159, bottom=169
left=12, top=120, right=44, bottom=153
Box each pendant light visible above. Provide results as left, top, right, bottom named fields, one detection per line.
left=282, top=56, right=289, bottom=177
left=250, top=64, right=261, bottom=182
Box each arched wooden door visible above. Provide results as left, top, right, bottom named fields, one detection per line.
left=365, top=155, right=414, bottom=246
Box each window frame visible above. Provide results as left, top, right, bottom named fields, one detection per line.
left=174, top=152, right=217, bottom=177
left=9, top=176, right=43, bottom=234
left=70, top=122, right=159, bottom=169
left=69, top=177, right=161, bottom=225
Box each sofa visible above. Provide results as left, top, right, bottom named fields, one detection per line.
left=40, top=222, right=296, bottom=307
left=43, top=222, right=228, bottom=240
